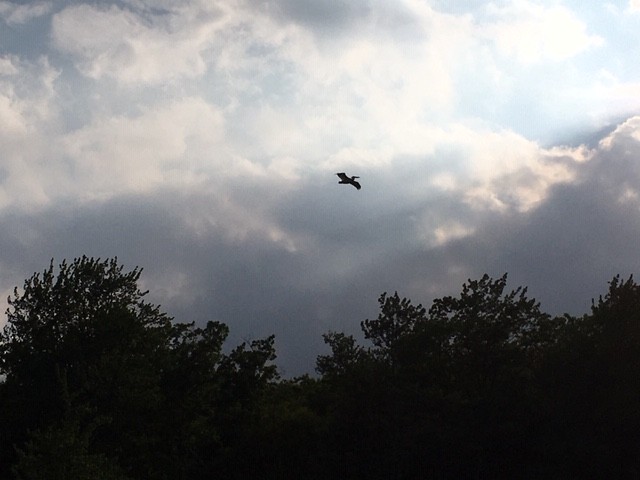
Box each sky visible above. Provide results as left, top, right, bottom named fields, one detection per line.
left=2, top=0, right=640, bottom=376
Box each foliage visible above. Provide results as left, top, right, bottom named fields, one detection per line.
left=312, top=273, right=640, bottom=478
left=0, top=257, right=278, bottom=480
left=316, top=332, right=366, bottom=377
left=2, top=259, right=640, bottom=478
left=12, top=417, right=129, bottom=480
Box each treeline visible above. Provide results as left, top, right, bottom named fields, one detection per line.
left=1, top=257, right=639, bottom=479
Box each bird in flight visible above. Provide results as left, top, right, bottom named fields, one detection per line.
left=336, top=172, right=361, bottom=190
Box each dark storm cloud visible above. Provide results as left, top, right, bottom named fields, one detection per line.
left=258, top=0, right=372, bottom=32
left=256, top=0, right=425, bottom=42
left=3, top=118, right=640, bottom=376
left=0, top=188, right=383, bottom=376
left=375, top=118, right=640, bottom=317
left=4, top=0, right=640, bottom=383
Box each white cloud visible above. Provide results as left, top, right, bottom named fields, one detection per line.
left=482, top=1, right=603, bottom=63
left=463, top=144, right=587, bottom=214
left=61, top=97, right=226, bottom=198
left=403, top=125, right=592, bottom=247
left=50, top=1, right=319, bottom=90
left=322, top=146, right=394, bottom=172
left=396, top=122, right=586, bottom=214
left=0, top=1, right=52, bottom=24
left=46, top=0, right=608, bottom=174
left=57, top=95, right=302, bottom=250
left=629, top=0, right=640, bottom=13
left=51, top=3, right=228, bottom=84
left=585, top=71, right=640, bottom=121
left=0, top=56, right=57, bottom=136
left=0, top=56, right=19, bottom=76
left=431, top=221, right=475, bottom=247
left=0, top=0, right=634, bottom=247
left=0, top=56, right=60, bottom=211
left=232, top=2, right=479, bottom=162
left=598, top=115, right=640, bottom=149
left=0, top=94, right=26, bottom=135
left=415, top=116, right=640, bottom=248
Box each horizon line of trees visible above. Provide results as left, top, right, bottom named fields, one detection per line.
left=1, top=256, right=639, bottom=479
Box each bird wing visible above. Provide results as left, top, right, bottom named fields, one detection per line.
left=336, top=172, right=349, bottom=181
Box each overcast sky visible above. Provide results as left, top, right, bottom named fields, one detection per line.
left=2, top=0, right=640, bottom=375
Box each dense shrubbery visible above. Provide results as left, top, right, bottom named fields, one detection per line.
left=1, top=257, right=639, bottom=479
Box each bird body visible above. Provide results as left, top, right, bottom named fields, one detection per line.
left=336, top=172, right=361, bottom=190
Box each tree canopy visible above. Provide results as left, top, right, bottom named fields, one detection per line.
left=0, top=257, right=277, bottom=480
left=1, top=258, right=640, bottom=478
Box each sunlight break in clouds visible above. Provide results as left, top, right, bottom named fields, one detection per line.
left=431, top=222, right=475, bottom=247
left=483, top=1, right=603, bottom=63
left=411, top=128, right=591, bottom=247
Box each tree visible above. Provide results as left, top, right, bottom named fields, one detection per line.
left=0, top=256, right=280, bottom=480
left=12, top=416, right=129, bottom=480
left=427, top=274, right=550, bottom=391
left=314, top=274, right=555, bottom=478
left=361, top=292, right=427, bottom=353
left=534, top=275, right=640, bottom=477
left=425, top=274, right=553, bottom=475
left=316, top=332, right=365, bottom=377
left=0, top=256, right=176, bottom=478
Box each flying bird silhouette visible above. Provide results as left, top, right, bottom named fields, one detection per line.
left=336, top=172, right=361, bottom=190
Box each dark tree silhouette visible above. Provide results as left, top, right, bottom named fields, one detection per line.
left=0, top=257, right=278, bottom=480
left=315, top=274, right=559, bottom=478
left=2, top=261, right=640, bottom=479
left=0, top=256, right=171, bottom=478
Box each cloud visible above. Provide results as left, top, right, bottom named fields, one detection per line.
left=0, top=57, right=19, bottom=76
left=61, top=97, right=225, bottom=196
left=345, top=115, right=640, bottom=320
left=467, top=116, right=640, bottom=312
left=2, top=116, right=640, bottom=376
left=583, top=70, right=640, bottom=122
left=51, top=3, right=226, bottom=84
left=56, top=96, right=302, bottom=250
left=0, top=55, right=58, bottom=133
left=482, top=1, right=603, bottom=63
left=257, top=0, right=372, bottom=33
left=3, top=1, right=640, bottom=376
left=0, top=56, right=60, bottom=210
left=0, top=189, right=322, bottom=371
left=0, top=1, right=52, bottom=24
left=47, top=0, right=611, bottom=157
left=227, top=2, right=478, bottom=160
